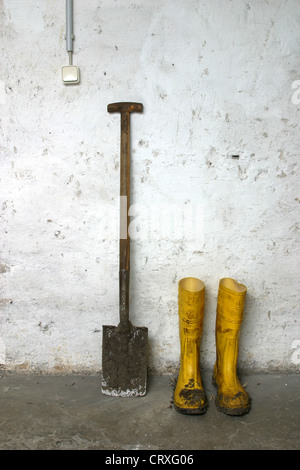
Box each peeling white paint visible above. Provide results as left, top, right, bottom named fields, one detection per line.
left=0, top=0, right=299, bottom=374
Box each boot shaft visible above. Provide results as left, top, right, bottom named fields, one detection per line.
left=178, top=277, right=205, bottom=340
left=217, top=278, right=247, bottom=326
left=216, top=278, right=247, bottom=365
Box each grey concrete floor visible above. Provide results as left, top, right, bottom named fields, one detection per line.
left=0, top=371, right=299, bottom=450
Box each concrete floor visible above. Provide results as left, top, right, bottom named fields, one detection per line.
left=0, top=371, right=299, bottom=450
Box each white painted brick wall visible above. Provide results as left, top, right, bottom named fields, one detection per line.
left=0, top=0, right=299, bottom=374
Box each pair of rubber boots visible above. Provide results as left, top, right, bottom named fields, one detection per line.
left=173, top=277, right=250, bottom=416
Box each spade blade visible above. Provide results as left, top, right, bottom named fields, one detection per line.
left=102, top=324, right=148, bottom=397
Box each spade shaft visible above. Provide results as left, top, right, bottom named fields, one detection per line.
left=108, top=102, right=143, bottom=330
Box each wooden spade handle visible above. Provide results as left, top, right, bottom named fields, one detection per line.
left=107, top=102, right=143, bottom=326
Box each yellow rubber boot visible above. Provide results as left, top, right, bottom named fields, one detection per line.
left=213, top=278, right=250, bottom=416
left=173, top=277, right=207, bottom=414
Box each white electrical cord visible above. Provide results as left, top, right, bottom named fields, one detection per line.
left=66, top=0, right=74, bottom=66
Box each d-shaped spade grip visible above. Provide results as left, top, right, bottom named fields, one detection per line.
left=107, top=102, right=143, bottom=114
left=107, top=102, right=143, bottom=328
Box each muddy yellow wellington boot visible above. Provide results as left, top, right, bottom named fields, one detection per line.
left=213, top=278, right=250, bottom=416
left=173, top=277, right=207, bottom=414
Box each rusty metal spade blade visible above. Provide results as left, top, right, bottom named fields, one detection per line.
left=102, top=102, right=148, bottom=397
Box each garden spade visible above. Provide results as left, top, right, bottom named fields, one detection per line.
left=102, top=102, right=148, bottom=397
